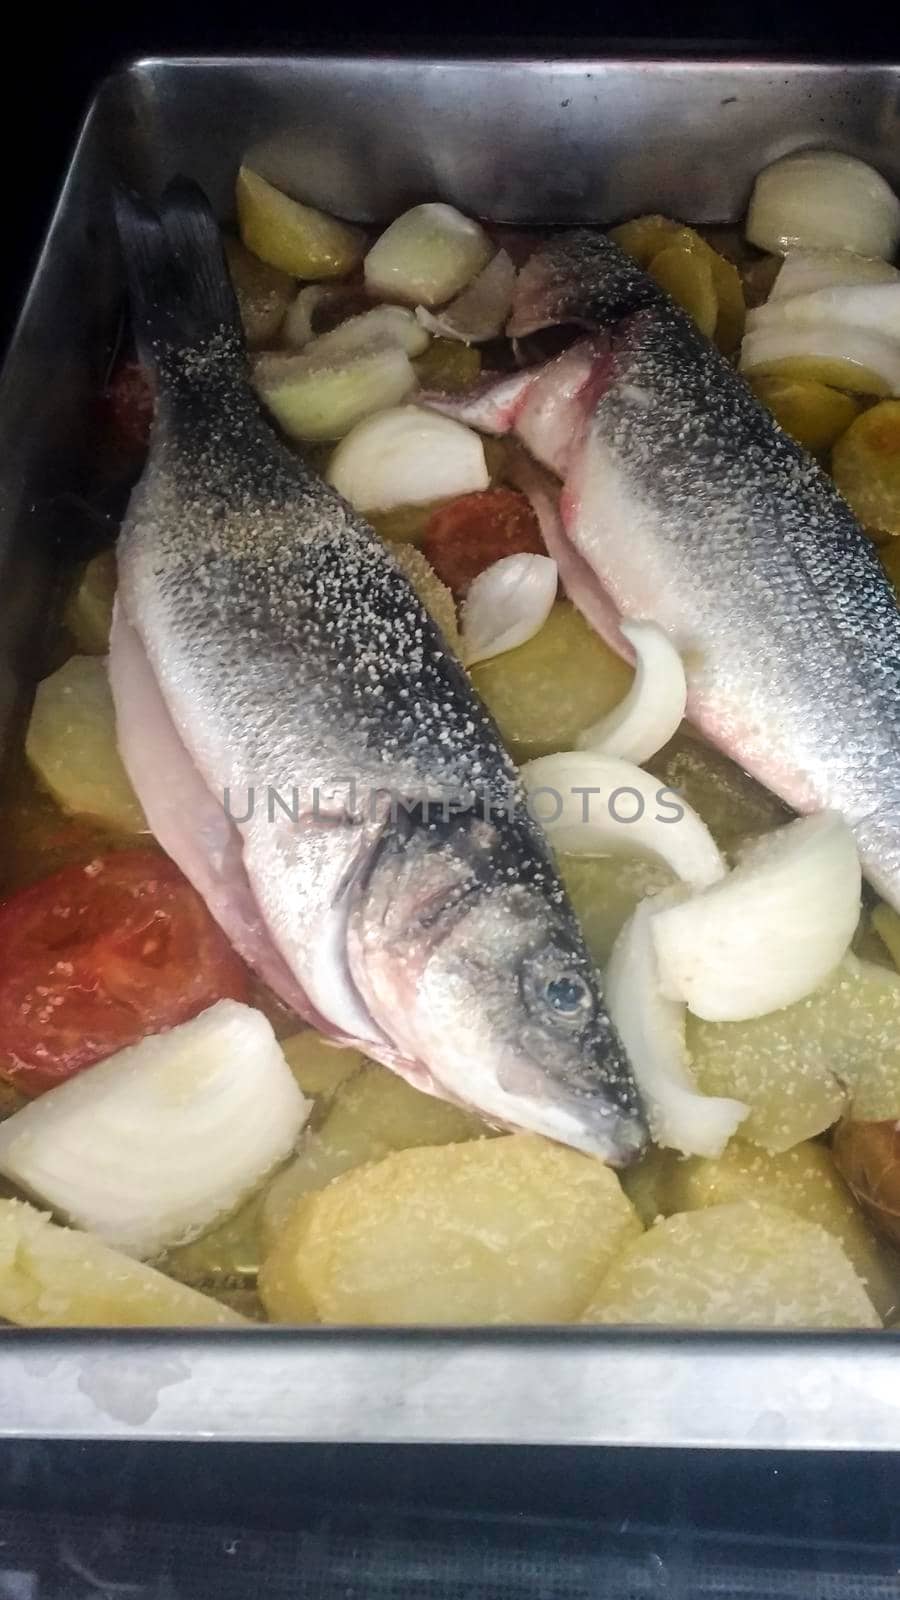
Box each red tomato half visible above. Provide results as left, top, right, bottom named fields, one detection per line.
left=420, top=489, right=547, bottom=597
left=0, top=851, right=248, bottom=1096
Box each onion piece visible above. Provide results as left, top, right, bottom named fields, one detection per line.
left=254, top=343, right=417, bottom=442
left=769, top=248, right=900, bottom=303
left=746, top=150, right=900, bottom=260
left=328, top=404, right=488, bottom=513
left=305, top=304, right=430, bottom=360
left=576, top=620, right=687, bottom=765
left=605, top=897, right=748, bottom=1158
left=650, top=810, right=861, bottom=1022
left=747, top=283, right=900, bottom=341
left=365, top=203, right=493, bottom=308
left=461, top=554, right=557, bottom=665
left=739, top=324, right=900, bottom=395
left=0, top=1000, right=310, bottom=1259
left=282, top=285, right=359, bottom=349
left=416, top=250, right=516, bottom=344
left=521, top=751, right=726, bottom=890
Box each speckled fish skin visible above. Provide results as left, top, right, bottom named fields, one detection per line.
left=509, top=229, right=900, bottom=910
left=110, top=183, right=648, bottom=1164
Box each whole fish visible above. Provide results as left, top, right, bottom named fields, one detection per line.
left=429, top=230, right=900, bottom=910
left=109, top=182, right=647, bottom=1164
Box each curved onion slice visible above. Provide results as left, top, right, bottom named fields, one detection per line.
left=769, top=248, right=900, bottom=303
left=739, top=324, right=900, bottom=395
left=747, top=283, right=900, bottom=341
left=255, top=343, right=417, bottom=441
left=282, top=285, right=350, bottom=349
left=365, top=203, right=493, bottom=308
left=416, top=250, right=516, bottom=344
left=746, top=150, right=900, bottom=260
left=576, top=620, right=687, bottom=765
left=305, top=304, right=430, bottom=360
left=461, top=553, right=557, bottom=665
left=650, top=810, right=861, bottom=1022
left=605, top=897, right=748, bottom=1158
left=0, top=1001, right=309, bottom=1259
left=328, top=404, right=489, bottom=513
left=521, top=751, right=725, bottom=890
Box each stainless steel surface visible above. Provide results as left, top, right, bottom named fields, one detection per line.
left=1, top=52, right=899, bottom=1446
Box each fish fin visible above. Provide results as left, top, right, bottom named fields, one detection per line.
left=114, top=178, right=241, bottom=365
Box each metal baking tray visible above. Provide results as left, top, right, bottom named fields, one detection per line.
left=1, top=52, right=899, bottom=1447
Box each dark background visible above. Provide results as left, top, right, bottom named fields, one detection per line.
left=2, top=5, right=899, bottom=352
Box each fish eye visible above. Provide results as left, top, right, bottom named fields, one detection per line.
left=544, top=971, right=593, bottom=1017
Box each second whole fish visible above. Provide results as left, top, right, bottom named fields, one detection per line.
left=428, top=229, right=900, bottom=910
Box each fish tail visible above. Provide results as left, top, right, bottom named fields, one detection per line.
left=114, top=178, right=242, bottom=367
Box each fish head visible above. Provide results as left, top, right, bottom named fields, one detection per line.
left=347, top=804, right=648, bottom=1165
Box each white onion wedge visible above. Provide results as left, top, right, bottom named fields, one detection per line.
left=605, top=898, right=748, bottom=1158
left=0, top=1001, right=309, bottom=1259
left=747, top=283, right=900, bottom=341
left=416, top=250, right=516, bottom=343
left=576, top=620, right=687, bottom=765
left=365, top=203, right=493, bottom=308
left=769, top=248, right=900, bottom=303
left=461, top=554, right=557, bottom=664
left=328, top=404, right=489, bottom=513
left=651, top=811, right=861, bottom=1023
left=254, top=343, right=417, bottom=441
left=746, top=150, right=900, bottom=260
left=305, top=304, right=430, bottom=360
left=739, top=324, right=900, bottom=395
left=521, top=751, right=726, bottom=890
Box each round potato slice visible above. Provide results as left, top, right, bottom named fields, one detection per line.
left=64, top=551, right=117, bottom=655
left=650, top=244, right=718, bottom=339
left=259, top=1134, right=641, bottom=1325
left=223, top=235, right=294, bottom=346
left=26, top=656, right=146, bottom=834
left=582, top=1200, right=879, bottom=1328
left=236, top=167, right=365, bottom=280
left=832, top=401, right=900, bottom=537
left=741, top=352, right=891, bottom=397
left=749, top=375, right=861, bottom=454
left=470, top=601, right=632, bottom=762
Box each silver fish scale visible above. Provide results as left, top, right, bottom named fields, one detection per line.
left=124, top=362, right=526, bottom=818
left=535, top=231, right=900, bottom=894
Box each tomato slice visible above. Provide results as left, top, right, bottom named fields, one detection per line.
left=419, top=489, right=547, bottom=597
left=0, top=851, right=248, bottom=1096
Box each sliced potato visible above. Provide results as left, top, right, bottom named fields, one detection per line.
left=832, top=401, right=900, bottom=537
left=279, top=1031, right=363, bottom=1102
left=558, top=851, right=676, bottom=968
left=223, top=235, right=294, bottom=346
left=368, top=501, right=450, bottom=545
left=664, top=1139, right=898, bottom=1320
left=413, top=337, right=482, bottom=391
left=254, top=345, right=416, bottom=442
left=390, top=545, right=462, bottom=655
left=611, top=216, right=745, bottom=351
left=26, top=656, right=146, bottom=833
left=260, top=1134, right=641, bottom=1325
left=260, top=1062, right=488, bottom=1249
left=0, top=1199, right=246, bottom=1327
left=64, top=551, right=116, bottom=654
left=236, top=167, right=365, bottom=280
left=471, top=601, right=633, bottom=762
left=650, top=245, right=718, bottom=338
left=582, top=1201, right=879, bottom=1328
left=749, top=374, right=861, bottom=454
left=872, top=904, right=900, bottom=970
left=648, top=727, right=789, bottom=854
